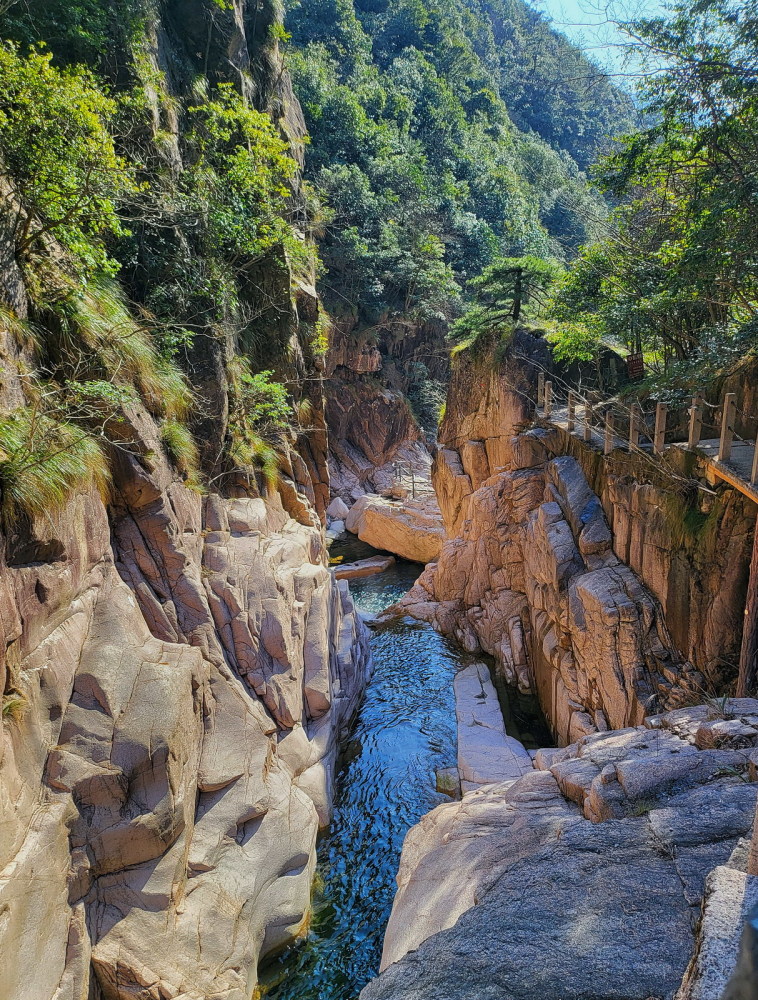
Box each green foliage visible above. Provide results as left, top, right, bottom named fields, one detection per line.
left=160, top=420, right=200, bottom=480
left=284, top=0, right=625, bottom=330
left=50, top=280, right=192, bottom=419
left=184, top=84, right=309, bottom=270
left=406, top=361, right=447, bottom=432
left=227, top=361, right=290, bottom=487
left=552, top=0, right=758, bottom=382
left=0, top=43, right=138, bottom=276
left=2, top=693, right=26, bottom=722
left=0, top=408, right=110, bottom=523
left=451, top=255, right=562, bottom=352
left=2, top=0, right=133, bottom=65
left=233, top=365, right=291, bottom=429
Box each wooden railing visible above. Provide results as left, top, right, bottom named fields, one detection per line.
left=534, top=372, right=758, bottom=489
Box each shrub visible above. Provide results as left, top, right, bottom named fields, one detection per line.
left=0, top=43, right=138, bottom=276
left=52, top=279, right=192, bottom=419
left=229, top=434, right=281, bottom=490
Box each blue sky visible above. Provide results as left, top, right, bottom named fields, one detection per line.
left=529, top=0, right=668, bottom=77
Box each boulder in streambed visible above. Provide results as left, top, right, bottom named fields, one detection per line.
left=345, top=494, right=445, bottom=564
left=363, top=711, right=758, bottom=1000
left=333, top=555, right=396, bottom=580
left=327, top=496, right=350, bottom=521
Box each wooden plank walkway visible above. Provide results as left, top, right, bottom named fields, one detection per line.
left=550, top=409, right=758, bottom=504
left=672, top=439, right=758, bottom=505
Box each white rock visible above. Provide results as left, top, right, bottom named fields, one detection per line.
left=455, top=662, right=533, bottom=790
left=327, top=497, right=350, bottom=521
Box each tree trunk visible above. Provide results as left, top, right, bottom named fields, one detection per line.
left=512, top=267, right=523, bottom=324
left=737, top=512, right=758, bottom=697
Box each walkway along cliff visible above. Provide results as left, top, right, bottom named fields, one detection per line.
left=356, top=330, right=758, bottom=1000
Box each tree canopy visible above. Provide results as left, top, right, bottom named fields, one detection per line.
left=283, top=0, right=634, bottom=331
left=550, top=0, right=758, bottom=392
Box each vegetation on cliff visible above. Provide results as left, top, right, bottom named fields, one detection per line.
left=0, top=0, right=318, bottom=516
left=550, top=0, right=758, bottom=395
left=283, top=0, right=634, bottom=333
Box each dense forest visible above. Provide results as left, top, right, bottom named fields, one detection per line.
left=283, top=0, right=634, bottom=330
left=549, top=0, right=758, bottom=400
left=0, top=0, right=754, bottom=514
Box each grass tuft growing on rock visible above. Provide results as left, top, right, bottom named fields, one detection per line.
left=2, top=693, right=26, bottom=722
left=0, top=409, right=110, bottom=522
left=160, top=419, right=200, bottom=481
left=51, top=279, right=192, bottom=419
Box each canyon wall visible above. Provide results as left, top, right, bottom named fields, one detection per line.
left=0, top=359, right=370, bottom=1000
left=400, top=333, right=756, bottom=743
left=0, top=4, right=374, bottom=994
left=325, top=323, right=435, bottom=503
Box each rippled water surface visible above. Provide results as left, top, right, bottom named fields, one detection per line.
left=262, top=547, right=550, bottom=1000
left=262, top=558, right=461, bottom=1000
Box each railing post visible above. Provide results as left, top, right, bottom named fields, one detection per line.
left=654, top=402, right=667, bottom=456
left=544, top=381, right=552, bottom=419
left=687, top=394, right=704, bottom=450
left=718, top=393, right=737, bottom=462
left=629, top=404, right=641, bottom=451
left=584, top=401, right=593, bottom=443
left=604, top=410, right=614, bottom=455
left=537, top=373, right=545, bottom=410
left=567, top=391, right=576, bottom=432
left=751, top=440, right=758, bottom=487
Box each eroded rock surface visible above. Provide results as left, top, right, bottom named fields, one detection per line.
left=402, top=446, right=698, bottom=741
left=0, top=478, right=370, bottom=1000
left=455, top=662, right=532, bottom=793
left=365, top=707, right=758, bottom=1000
left=346, top=494, right=445, bottom=564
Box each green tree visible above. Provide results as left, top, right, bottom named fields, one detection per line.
left=451, top=255, right=562, bottom=349
left=0, top=43, right=137, bottom=276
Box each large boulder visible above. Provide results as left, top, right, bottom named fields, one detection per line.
left=346, top=494, right=445, bottom=564
left=363, top=716, right=758, bottom=1000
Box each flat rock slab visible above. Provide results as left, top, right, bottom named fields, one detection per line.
left=455, top=662, right=533, bottom=792
left=333, top=555, right=396, bottom=580
left=362, top=820, right=697, bottom=1000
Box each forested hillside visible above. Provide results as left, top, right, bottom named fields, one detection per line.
left=283, top=0, right=635, bottom=333
left=550, top=0, right=758, bottom=399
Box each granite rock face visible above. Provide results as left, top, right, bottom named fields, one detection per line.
left=326, top=375, right=432, bottom=504
left=364, top=707, right=758, bottom=1000
left=454, top=662, right=532, bottom=794
left=421, top=351, right=754, bottom=734
left=402, top=445, right=699, bottom=741
left=0, top=470, right=370, bottom=1000
left=346, top=494, right=445, bottom=564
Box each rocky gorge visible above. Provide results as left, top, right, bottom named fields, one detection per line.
left=1, top=0, right=758, bottom=999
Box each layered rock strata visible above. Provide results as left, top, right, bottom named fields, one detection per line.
left=0, top=470, right=370, bottom=1000
left=364, top=702, right=758, bottom=1000
left=326, top=381, right=432, bottom=503
left=402, top=442, right=699, bottom=742
left=397, top=338, right=756, bottom=740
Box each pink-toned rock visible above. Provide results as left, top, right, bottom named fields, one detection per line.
left=346, top=494, right=444, bottom=564
left=334, top=555, right=396, bottom=580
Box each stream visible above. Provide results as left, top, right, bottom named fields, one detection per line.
left=261, top=541, right=550, bottom=1000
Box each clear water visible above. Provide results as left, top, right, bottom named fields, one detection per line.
left=261, top=551, right=549, bottom=1000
